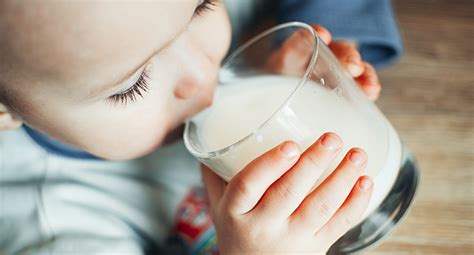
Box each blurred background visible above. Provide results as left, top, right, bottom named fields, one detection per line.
left=370, top=0, right=473, bottom=253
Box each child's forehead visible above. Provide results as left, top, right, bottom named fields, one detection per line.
left=0, top=1, right=196, bottom=91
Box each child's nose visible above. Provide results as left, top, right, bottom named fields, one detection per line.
left=173, top=59, right=218, bottom=102
left=174, top=81, right=199, bottom=100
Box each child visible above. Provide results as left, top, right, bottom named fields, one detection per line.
left=0, top=0, right=402, bottom=254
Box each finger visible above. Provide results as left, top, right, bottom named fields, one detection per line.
left=310, top=24, right=332, bottom=45
left=201, top=164, right=227, bottom=213
left=254, top=133, right=342, bottom=219
left=328, top=40, right=365, bottom=77
left=355, top=62, right=382, bottom=101
left=290, top=148, right=367, bottom=231
left=223, top=141, right=301, bottom=215
left=317, top=176, right=373, bottom=245
left=265, top=28, right=315, bottom=75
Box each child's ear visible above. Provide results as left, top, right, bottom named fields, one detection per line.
left=0, top=103, right=22, bottom=131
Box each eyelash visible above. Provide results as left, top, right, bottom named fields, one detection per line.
left=195, top=0, right=217, bottom=16
left=108, top=1, right=215, bottom=106
left=108, top=70, right=150, bottom=106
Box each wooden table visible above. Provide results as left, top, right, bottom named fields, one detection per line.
left=367, top=0, right=474, bottom=254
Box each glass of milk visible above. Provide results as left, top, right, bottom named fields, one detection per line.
left=184, top=22, right=419, bottom=253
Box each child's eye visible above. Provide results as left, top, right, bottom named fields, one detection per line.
left=108, top=70, right=150, bottom=106
left=195, top=0, right=217, bottom=16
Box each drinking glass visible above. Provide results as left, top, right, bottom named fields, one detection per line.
left=184, top=22, right=419, bottom=253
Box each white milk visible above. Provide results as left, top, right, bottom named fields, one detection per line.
left=199, top=75, right=401, bottom=217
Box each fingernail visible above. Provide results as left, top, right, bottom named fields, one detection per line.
left=346, top=55, right=363, bottom=76
left=348, top=64, right=364, bottom=76
left=280, top=141, right=300, bottom=159
left=367, top=85, right=381, bottom=101
left=349, top=150, right=365, bottom=166
left=359, top=177, right=372, bottom=190
left=321, top=133, right=341, bottom=151
left=367, top=82, right=381, bottom=91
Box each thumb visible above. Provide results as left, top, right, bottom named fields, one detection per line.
left=201, top=164, right=226, bottom=213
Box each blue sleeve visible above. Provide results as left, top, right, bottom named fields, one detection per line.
left=277, top=0, right=404, bottom=68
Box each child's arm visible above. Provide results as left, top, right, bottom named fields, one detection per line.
left=202, top=133, right=373, bottom=254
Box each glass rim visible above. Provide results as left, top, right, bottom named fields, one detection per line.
left=184, top=22, right=320, bottom=159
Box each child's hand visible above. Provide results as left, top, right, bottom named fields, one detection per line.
left=201, top=133, right=373, bottom=254
left=266, top=24, right=381, bottom=101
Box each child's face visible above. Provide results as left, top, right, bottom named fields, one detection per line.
left=0, top=1, right=231, bottom=159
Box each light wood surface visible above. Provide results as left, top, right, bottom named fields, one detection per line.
left=366, top=0, right=474, bottom=254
